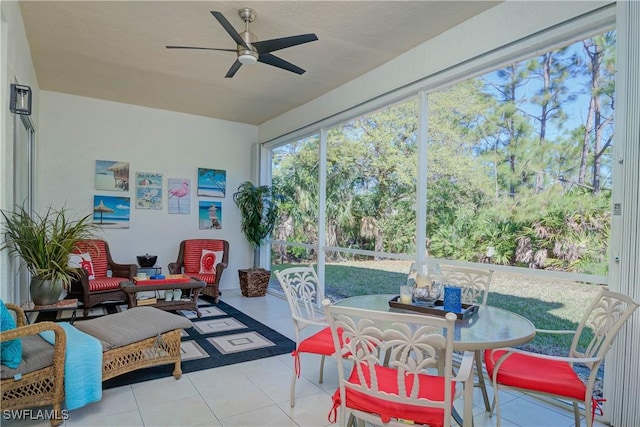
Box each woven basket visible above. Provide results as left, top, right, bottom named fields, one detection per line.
left=238, top=268, right=270, bottom=297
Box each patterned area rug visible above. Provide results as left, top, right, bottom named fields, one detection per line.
left=36, top=297, right=296, bottom=390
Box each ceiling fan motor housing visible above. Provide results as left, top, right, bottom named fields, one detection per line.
left=238, top=29, right=259, bottom=64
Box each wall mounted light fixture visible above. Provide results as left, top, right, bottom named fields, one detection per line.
left=10, top=84, right=32, bottom=115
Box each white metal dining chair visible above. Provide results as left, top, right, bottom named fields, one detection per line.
left=275, top=265, right=337, bottom=407
left=322, top=298, right=474, bottom=427
left=440, top=265, right=494, bottom=411
left=484, top=286, right=638, bottom=427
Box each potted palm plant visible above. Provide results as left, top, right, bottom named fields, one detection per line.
left=1, top=205, right=98, bottom=305
left=233, top=181, right=283, bottom=297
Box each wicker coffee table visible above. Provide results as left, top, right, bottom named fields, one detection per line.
left=120, top=278, right=206, bottom=317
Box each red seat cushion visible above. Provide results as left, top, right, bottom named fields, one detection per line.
left=293, top=327, right=346, bottom=378
left=183, top=240, right=225, bottom=274
left=484, top=349, right=587, bottom=400
left=74, top=240, right=109, bottom=278
left=87, top=277, right=124, bottom=292
left=298, top=327, right=338, bottom=356
left=332, top=363, right=454, bottom=427
left=185, top=273, right=216, bottom=285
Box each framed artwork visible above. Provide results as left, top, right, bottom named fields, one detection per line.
left=95, top=160, right=129, bottom=191
left=199, top=200, right=222, bottom=230
left=136, top=172, right=163, bottom=210
left=197, top=168, right=226, bottom=198
left=168, top=178, right=190, bottom=214
left=93, top=195, right=130, bottom=229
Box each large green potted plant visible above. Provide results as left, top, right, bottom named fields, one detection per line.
left=1, top=205, right=98, bottom=305
left=233, top=181, right=283, bottom=297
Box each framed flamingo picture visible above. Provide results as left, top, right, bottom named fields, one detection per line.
left=136, top=172, right=163, bottom=210
left=168, top=178, right=190, bottom=214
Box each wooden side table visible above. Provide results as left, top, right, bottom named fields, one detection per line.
left=21, top=298, right=79, bottom=324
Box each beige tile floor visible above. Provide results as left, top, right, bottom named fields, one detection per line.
left=3, top=289, right=608, bottom=427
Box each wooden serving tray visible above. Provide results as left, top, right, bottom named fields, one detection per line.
left=388, top=296, right=479, bottom=320
left=133, top=274, right=191, bottom=285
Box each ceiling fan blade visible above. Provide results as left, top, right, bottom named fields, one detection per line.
left=258, top=53, right=306, bottom=75
left=166, top=46, right=239, bottom=52
left=211, top=11, right=249, bottom=49
left=225, top=60, right=242, bottom=78
left=253, top=34, right=318, bottom=54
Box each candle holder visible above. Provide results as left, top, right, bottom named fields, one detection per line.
left=444, top=286, right=463, bottom=313
left=407, top=261, right=443, bottom=306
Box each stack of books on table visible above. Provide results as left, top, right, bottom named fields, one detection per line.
left=137, top=297, right=157, bottom=306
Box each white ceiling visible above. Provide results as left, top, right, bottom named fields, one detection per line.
left=20, top=1, right=500, bottom=125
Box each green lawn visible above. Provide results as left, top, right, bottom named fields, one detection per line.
left=271, top=261, right=602, bottom=355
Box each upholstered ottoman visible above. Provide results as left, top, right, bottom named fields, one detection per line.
left=74, top=307, right=192, bottom=381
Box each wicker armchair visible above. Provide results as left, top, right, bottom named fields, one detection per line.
left=68, top=239, right=137, bottom=317
left=168, top=239, right=229, bottom=303
left=1, top=304, right=66, bottom=426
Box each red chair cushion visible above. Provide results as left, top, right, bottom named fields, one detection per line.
left=484, top=349, right=587, bottom=400
left=87, top=277, right=124, bottom=292
left=186, top=273, right=216, bottom=285
left=332, top=362, right=454, bottom=427
left=74, top=240, right=109, bottom=278
left=183, top=240, right=225, bottom=274
left=298, top=327, right=338, bottom=356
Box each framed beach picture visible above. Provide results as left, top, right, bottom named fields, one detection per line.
left=93, top=195, right=130, bottom=229
left=95, top=160, right=129, bottom=191
left=136, top=172, right=163, bottom=210
left=199, top=200, right=222, bottom=230
left=168, top=178, right=190, bottom=214
left=197, top=168, right=226, bottom=198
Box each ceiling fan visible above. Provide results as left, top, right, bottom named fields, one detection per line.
left=166, top=8, right=318, bottom=78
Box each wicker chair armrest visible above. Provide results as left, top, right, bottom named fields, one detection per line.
left=1, top=321, right=62, bottom=342
left=5, top=303, right=27, bottom=327
left=0, top=321, right=66, bottom=358
left=168, top=262, right=182, bottom=274
left=111, top=263, right=138, bottom=279
left=214, top=263, right=227, bottom=284
left=71, top=268, right=91, bottom=289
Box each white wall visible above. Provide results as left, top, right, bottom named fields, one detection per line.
left=0, top=1, right=40, bottom=303
left=37, top=91, right=258, bottom=291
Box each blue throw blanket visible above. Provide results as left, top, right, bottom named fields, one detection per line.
left=40, top=322, right=102, bottom=410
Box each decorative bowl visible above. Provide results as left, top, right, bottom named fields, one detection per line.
left=136, top=254, right=157, bottom=268
left=412, top=281, right=443, bottom=306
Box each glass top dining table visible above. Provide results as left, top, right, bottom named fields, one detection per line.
left=333, top=294, right=536, bottom=351
left=333, top=294, right=536, bottom=426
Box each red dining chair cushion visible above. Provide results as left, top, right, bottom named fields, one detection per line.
left=484, top=349, right=587, bottom=400
left=298, top=327, right=337, bottom=355
left=293, top=327, right=344, bottom=378
left=330, top=362, right=454, bottom=427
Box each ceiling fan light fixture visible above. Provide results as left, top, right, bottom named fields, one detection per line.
left=168, top=9, right=317, bottom=78
left=238, top=51, right=258, bottom=65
